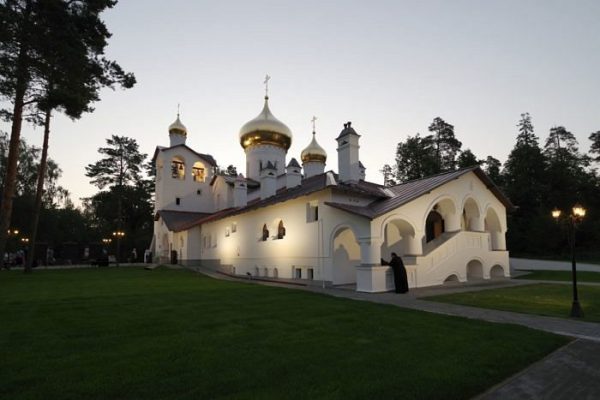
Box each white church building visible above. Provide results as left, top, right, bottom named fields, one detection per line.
left=151, top=92, right=511, bottom=293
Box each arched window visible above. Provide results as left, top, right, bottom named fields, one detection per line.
left=425, top=210, right=444, bottom=243
left=192, top=161, right=206, bottom=182
left=277, top=220, right=286, bottom=239
left=262, top=224, right=269, bottom=241
left=171, top=157, right=185, bottom=180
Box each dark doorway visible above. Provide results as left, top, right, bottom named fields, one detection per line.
left=426, top=211, right=444, bottom=242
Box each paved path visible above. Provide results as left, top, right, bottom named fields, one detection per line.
left=192, top=267, right=600, bottom=399
left=512, top=257, right=600, bottom=272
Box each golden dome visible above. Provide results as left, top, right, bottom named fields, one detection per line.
left=239, top=96, right=292, bottom=150
left=301, top=131, right=327, bottom=163
left=169, top=114, right=187, bottom=136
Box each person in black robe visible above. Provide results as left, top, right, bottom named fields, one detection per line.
left=388, top=252, right=409, bottom=293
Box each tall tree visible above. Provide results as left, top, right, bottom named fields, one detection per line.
left=394, top=133, right=437, bottom=182
left=588, top=130, right=600, bottom=163
left=0, top=0, right=135, bottom=269
left=379, top=164, right=396, bottom=187
left=481, top=156, right=502, bottom=185
left=428, top=117, right=462, bottom=171
left=502, top=113, right=548, bottom=254
left=85, top=135, right=152, bottom=259
left=457, top=149, right=479, bottom=169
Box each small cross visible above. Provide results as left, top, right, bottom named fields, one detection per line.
left=311, top=116, right=317, bottom=133
left=264, top=74, right=271, bottom=97
left=177, top=103, right=180, bottom=118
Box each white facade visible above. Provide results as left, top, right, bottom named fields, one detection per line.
left=151, top=98, right=511, bottom=292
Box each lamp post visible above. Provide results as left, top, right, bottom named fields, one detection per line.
left=552, top=204, right=586, bottom=318
left=112, top=231, right=125, bottom=267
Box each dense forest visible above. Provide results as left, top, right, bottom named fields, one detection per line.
left=382, top=113, right=600, bottom=261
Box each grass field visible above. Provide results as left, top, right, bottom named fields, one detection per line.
left=0, top=268, right=568, bottom=400
left=516, top=270, right=600, bottom=283
left=427, top=283, right=600, bottom=322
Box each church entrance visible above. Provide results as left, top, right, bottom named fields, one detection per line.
left=331, top=227, right=361, bottom=285
left=425, top=211, right=444, bottom=242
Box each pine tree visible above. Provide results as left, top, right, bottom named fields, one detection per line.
left=457, top=149, right=479, bottom=169
left=428, top=117, right=462, bottom=171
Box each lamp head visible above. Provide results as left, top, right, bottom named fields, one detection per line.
left=551, top=208, right=561, bottom=219
left=572, top=204, right=586, bottom=219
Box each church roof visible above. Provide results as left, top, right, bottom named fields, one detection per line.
left=168, top=166, right=512, bottom=232
left=326, top=166, right=514, bottom=219
left=155, top=210, right=213, bottom=231
left=152, top=144, right=217, bottom=166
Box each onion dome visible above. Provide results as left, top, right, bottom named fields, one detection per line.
left=169, top=114, right=187, bottom=136
left=239, top=96, right=292, bottom=150
left=301, top=131, right=327, bottom=163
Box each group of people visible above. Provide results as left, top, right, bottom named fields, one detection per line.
left=382, top=252, right=409, bottom=294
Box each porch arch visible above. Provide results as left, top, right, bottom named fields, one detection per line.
left=380, top=217, right=418, bottom=258
left=331, top=225, right=361, bottom=285
left=484, top=207, right=505, bottom=250
left=466, top=259, right=484, bottom=281
left=462, top=196, right=483, bottom=231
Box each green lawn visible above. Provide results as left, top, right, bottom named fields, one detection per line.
left=426, top=283, right=600, bottom=322
left=0, top=268, right=568, bottom=400
left=516, top=270, right=600, bottom=283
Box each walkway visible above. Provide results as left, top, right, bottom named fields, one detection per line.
left=193, top=267, right=600, bottom=399
left=511, top=257, right=600, bottom=272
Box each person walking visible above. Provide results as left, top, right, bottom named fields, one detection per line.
left=389, top=252, right=409, bottom=293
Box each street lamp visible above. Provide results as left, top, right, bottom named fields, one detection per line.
left=552, top=204, right=586, bottom=318
left=112, top=231, right=125, bottom=267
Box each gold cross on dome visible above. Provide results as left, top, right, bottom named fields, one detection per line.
left=311, top=116, right=317, bottom=133
left=264, top=74, right=271, bottom=97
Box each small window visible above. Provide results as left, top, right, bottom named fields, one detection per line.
left=232, top=223, right=237, bottom=233
left=307, top=268, right=314, bottom=280
left=196, top=189, right=202, bottom=195
left=294, top=268, right=302, bottom=279
left=262, top=224, right=269, bottom=241
left=225, top=228, right=230, bottom=237
left=176, top=197, right=181, bottom=205
left=306, top=202, right=319, bottom=222
left=277, top=220, right=286, bottom=239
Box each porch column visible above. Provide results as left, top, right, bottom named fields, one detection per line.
left=471, top=215, right=485, bottom=232
left=356, top=238, right=390, bottom=293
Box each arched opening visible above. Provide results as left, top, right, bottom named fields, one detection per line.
left=171, top=156, right=185, bottom=180
left=254, top=266, right=259, bottom=276
left=273, top=268, right=278, bottom=278
left=425, top=211, right=444, bottom=242
left=490, top=265, right=505, bottom=279
left=262, top=224, right=269, bottom=241
left=192, top=161, right=206, bottom=182
left=462, top=198, right=481, bottom=231
left=161, top=233, right=169, bottom=260
left=485, top=208, right=504, bottom=250
left=380, top=219, right=416, bottom=258
left=332, top=227, right=361, bottom=285
left=263, top=267, right=269, bottom=277
left=444, top=274, right=460, bottom=284
left=466, top=259, right=484, bottom=281
left=277, top=220, right=286, bottom=239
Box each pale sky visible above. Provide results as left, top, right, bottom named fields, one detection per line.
left=5, top=0, right=600, bottom=206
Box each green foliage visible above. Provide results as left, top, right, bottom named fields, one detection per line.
left=0, top=268, right=568, bottom=400
left=394, top=133, right=438, bottom=181
left=428, top=117, right=462, bottom=171
left=0, top=131, right=67, bottom=206
left=590, top=131, right=600, bottom=163
left=84, top=135, right=153, bottom=251
left=457, top=148, right=479, bottom=169
left=85, top=135, right=147, bottom=189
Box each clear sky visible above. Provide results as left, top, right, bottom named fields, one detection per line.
left=6, top=0, right=600, bottom=206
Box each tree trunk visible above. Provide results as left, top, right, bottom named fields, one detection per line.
left=25, top=109, right=52, bottom=273
left=0, top=1, right=32, bottom=268
left=0, top=72, right=27, bottom=266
